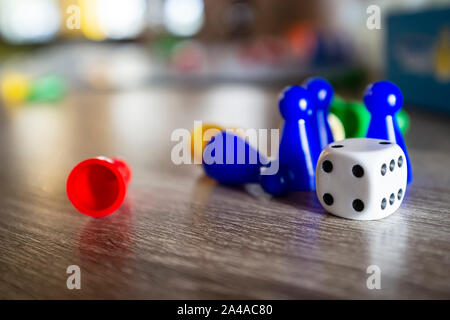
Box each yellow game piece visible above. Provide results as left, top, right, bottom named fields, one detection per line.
left=0, top=72, right=31, bottom=105
left=328, top=113, right=345, bottom=141
left=190, top=123, right=225, bottom=164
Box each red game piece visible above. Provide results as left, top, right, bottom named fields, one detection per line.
left=66, top=157, right=132, bottom=218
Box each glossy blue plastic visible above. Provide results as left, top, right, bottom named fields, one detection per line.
left=305, top=77, right=335, bottom=149
left=202, top=131, right=267, bottom=184
left=364, top=80, right=412, bottom=184
left=277, top=85, right=319, bottom=191
left=260, top=165, right=292, bottom=196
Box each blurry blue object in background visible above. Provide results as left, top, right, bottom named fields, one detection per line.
left=386, top=7, right=450, bottom=113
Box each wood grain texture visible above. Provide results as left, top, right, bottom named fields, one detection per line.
left=0, top=85, right=449, bottom=299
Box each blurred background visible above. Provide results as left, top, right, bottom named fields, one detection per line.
left=0, top=0, right=448, bottom=103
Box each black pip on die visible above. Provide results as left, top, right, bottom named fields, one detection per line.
left=316, top=138, right=407, bottom=220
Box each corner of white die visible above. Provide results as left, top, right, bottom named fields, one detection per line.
left=315, top=138, right=407, bottom=220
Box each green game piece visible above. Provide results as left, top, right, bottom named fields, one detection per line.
left=397, top=109, right=410, bottom=134
left=329, top=95, right=347, bottom=129
left=330, top=96, right=369, bottom=138
left=330, top=95, right=410, bottom=138
left=330, top=95, right=347, bottom=114
left=28, top=75, right=66, bottom=103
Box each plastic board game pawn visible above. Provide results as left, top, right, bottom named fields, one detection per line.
left=305, top=77, right=334, bottom=149
left=277, top=85, right=320, bottom=191
left=66, top=157, right=132, bottom=218
left=201, top=131, right=289, bottom=196
left=262, top=114, right=344, bottom=196
left=203, top=131, right=268, bottom=185
left=0, top=72, right=31, bottom=106
left=364, top=81, right=412, bottom=184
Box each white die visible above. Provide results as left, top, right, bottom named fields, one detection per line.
left=316, top=138, right=407, bottom=220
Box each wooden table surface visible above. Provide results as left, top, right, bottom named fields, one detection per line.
left=0, top=84, right=449, bottom=299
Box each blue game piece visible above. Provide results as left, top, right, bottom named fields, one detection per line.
left=277, top=85, right=319, bottom=191
left=202, top=131, right=267, bottom=185
left=260, top=165, right=292, bottom=196
left=305, top=77, right=335, bottom=149
left=364, top=80, right=412, bottom=184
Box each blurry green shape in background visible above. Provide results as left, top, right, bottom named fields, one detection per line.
left=28, top=75, right=67, bottom=103
left=330, top=95, right=410, bottom=138
left=151, top=35, right=183, bottom=60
